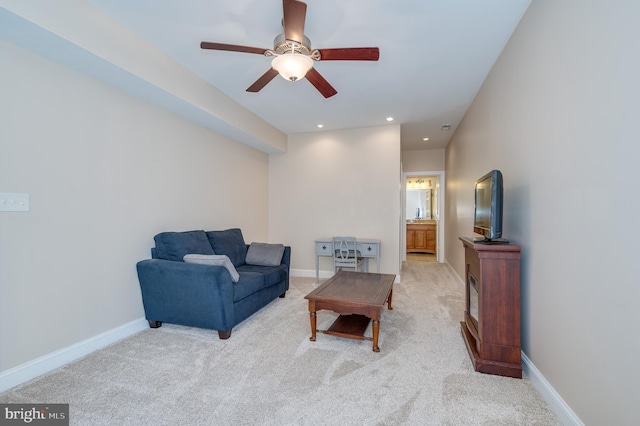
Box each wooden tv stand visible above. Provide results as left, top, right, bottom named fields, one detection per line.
left=459, top=237, right=522, bottom=378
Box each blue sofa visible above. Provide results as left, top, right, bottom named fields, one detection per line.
left=136, top=228, right=290, bottom=339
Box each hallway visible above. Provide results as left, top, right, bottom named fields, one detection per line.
left=405, top=252, right=437, bottom=263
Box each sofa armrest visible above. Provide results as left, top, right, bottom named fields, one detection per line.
left=281, top=246, right=291, bottom=267
left=281, top=246, right=291, bottom=290
left=136, top=259, right=235, bottom=331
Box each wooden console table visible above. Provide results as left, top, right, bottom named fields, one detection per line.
left=459, top=237, right=522, bottom=378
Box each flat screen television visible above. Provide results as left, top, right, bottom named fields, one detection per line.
left=473, top=170, right=507, bottom=243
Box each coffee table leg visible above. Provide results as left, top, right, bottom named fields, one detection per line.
left=309, top=311, right=317, bottom=342
left=372, top=319, right=380, bottom=352
left=387, top=288, right=393, bottom=310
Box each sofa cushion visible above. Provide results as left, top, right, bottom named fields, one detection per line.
left=206, top=228, right=247, bottom=267
left=236, top=264, right=287, bottom=288
left=183, top=254, right=239, bottom=283
left=233, top=272, right=264, bottom=302
left=245, top=242, right=285, bottom=266
left=154, top=230, right=214, bottom=261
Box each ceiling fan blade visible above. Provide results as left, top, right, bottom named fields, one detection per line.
left=246, top=68, right=280, bottom=93
left=317, top=47, right=380, bottom=61
left=283, top=0, right=307, bottom=44
left=305, top=68, right=337, bottom=98
left=200, top=42, right=267, bottom=55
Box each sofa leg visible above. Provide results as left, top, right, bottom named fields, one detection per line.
left=218, top=329, right=232, bottom=339
left=279, top=291, right=286, bottom=298
left=148, top=320, right=162, bottom=328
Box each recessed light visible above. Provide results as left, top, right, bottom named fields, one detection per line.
left=423, top=137, right=430, bottom=141
left=316, top=124, right=324, bottom=129
left=386, top=117, right=394, bottom=122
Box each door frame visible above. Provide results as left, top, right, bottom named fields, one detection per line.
left=402, top=170, right=446, bottom=263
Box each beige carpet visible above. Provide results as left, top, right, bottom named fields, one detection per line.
left=0, top=262, right=560, bottom=425
left=405, top=253, right=437, bottom=262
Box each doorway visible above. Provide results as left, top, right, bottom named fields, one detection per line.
left=402, top=171, right=445, bottom=263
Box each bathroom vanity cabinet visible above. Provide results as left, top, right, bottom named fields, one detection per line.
left=406, top=223, right=436, bottom=254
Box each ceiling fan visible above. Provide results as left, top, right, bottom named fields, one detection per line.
left=200, top=0, right=380, bottom=98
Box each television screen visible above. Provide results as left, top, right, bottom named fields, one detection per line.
left=474, top=176, right=492, bottom=230
left=473, top=170, right=504, bottom=242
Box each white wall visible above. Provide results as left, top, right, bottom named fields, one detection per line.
left=401, top=148, right=445, bottom=172
left=444, top=0, right=639, bottom=423
left=269, top=126, right=401, bottom=276
left=0, top=1, right=287, bottom=154
left=0, top=41, right=271, bottom=372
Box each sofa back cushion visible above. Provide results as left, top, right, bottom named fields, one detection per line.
left=154, top=230, right=214, bottom=261
left=206, top=228, right=247, bottom=267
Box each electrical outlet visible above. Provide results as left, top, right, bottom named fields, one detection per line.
left=0, top=193, right=30, bottom=212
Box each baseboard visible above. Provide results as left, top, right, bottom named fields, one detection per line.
left=291, top=269, right=401, bottom=283
left=444, top=259, right=465, bottom=291
left=290, top=268, right=332, bottom=280
left=0, top=318, right=148, bottom=393
left=522, top=352, right=584, bottom=425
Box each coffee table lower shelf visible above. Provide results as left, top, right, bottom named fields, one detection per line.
left=322, top=314, right=372, bottom=341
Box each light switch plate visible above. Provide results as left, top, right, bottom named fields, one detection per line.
left=0, top=193, right=30, bottom=211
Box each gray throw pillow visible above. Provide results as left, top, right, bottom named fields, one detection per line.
left=245, top=243, right=285, bottom=266
left=183, top=254, right=240, bottom=282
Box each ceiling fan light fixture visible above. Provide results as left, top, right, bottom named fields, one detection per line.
left=272, top=53, right=313, bottom=82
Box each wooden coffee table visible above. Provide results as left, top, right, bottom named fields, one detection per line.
left=304, top=270, right=395, bottom=352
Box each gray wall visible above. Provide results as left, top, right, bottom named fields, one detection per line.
left=444, top=0, right=638, bottom=423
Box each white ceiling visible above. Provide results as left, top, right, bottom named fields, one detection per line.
left=40, top=1, right=533, bottom=151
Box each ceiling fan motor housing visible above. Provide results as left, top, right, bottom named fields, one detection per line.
left=273, top=33, right=312, bottom=56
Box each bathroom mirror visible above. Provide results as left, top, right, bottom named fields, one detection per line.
left=406, top=189, right=432, bottom=220
left=406, top=176, right=437, bottom=220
